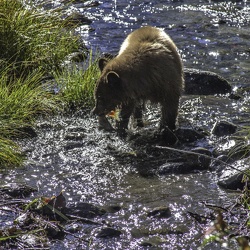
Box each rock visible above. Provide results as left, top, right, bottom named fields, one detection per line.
left=45, top=221, right=65, bottom=239
left=66, top=12, right=92, bottom=26
left=64, top=141, right=84, bottom=150
left=217, top=157, right=250, bottom=190
left=175, top=128, right=206, bottom=142
left=157, top=148, right=212, bottom=175
left=16, top=126, right=37, bottom=138
left=147, top=206, right=171, bottom=218
left=212, top=121, right=237, bottom=137
left=67, top=51, right=88, bottom=62
left=65, top=0, right=100, bottom=7
left=0, top=183, right=37, bottom=198
left=188, top=147, right=212, bottom=169
left=64, top=130, right=85, bottom=140
left=160, top=127, right=178, bottom=145
left=140, top=241, right=154, bottom=247
left=96, top=227, right=122, bottom=238
left=157, top=162, right=207, bottom=175
left=184, top=68, right=232, bottom=95
left=64, top=202, right=106, bottom=218
left=209, top=155, right=229, bottom=173
left=105, top=204, right=122, bottom=213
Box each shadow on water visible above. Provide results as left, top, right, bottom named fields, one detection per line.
left=1, top=0, right=250, bottom=249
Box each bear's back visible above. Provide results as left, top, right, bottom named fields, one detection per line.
left=119, top=26, right=176, bottom=56
left=102, top=26, right=184, bottom=103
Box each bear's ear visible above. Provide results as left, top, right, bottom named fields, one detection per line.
left=106, top=71, right=121, bottom=87
left=98, top=58, right=109, bottom=71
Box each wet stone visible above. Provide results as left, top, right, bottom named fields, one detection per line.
left=160, top=128, right=178, bottom=145
left=96, top=227, right=122, bottom=238
left=188, top=147, right=212, bottom=169
left=157, top=162, right=201, bottom=175
left=0, top=183, right=37, bottom=198
left=184, top=68, right=232, bottom=95
left=67, top=51, right=88, bottom=62
left=217, top=157, right=250, bottom=190
left=63, top=141, right=84, bottom=150
left=209, top=155, right=229, bottom=173
left=175, top=128, right=206, bottom=143
left=45, top=222, right=65, bottom=239
left=66, top=12, right=92, bottom=26
left=147, top=206, right=171, bottom=219
left=212, top=120, right=237, bottom=137
left=140, top=241, right=153, bottom=247
left=64, top=202, right=106, bottom=218
left=65, top=0, right=100, bottom=7
left=16, top=126, right=37, bottom=138
left=64, top=132, right=85, bottom=141
left=105, top=204, right=122, bottom=213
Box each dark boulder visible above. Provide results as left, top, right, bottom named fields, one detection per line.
left=96, top=227, right=122, bottom=238
left=217, top=157, right=250, bottom=190
left=212, top=120, right=237, bottom=137
left=184, top=68, right=232, bottom=95
left=175, top=128, right=206, bottom=143
left=64, top=202, right=106, bottom=218
left=147, top=206, right=171, bottom=219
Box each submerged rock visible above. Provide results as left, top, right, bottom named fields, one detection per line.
left=217, top=157, right=250, bottom=190
left=157, top=161, right=207, bottom=175
left=0, top=183, right=37, bottom=198
left=212, top=120, right=238, bottom=137
left=64, top=202, right=106, bottom=218
left=96, top=227, right=122, bottom=238
left=175, top=128, right=206, bottom=143
left=184, top=68, right=232, bottom=95
left=147, top=206, right=171, bottom=218
left=66, top=12, right=92, bottom=25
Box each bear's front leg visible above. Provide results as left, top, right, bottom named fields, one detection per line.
left=116, top=102, right=135, bottom=136
left=134, top=104, right=144, bottom=128
left=98, top=115, right=114, bottom=131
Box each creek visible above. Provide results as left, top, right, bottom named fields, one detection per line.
left=1, top=0, right=250, bottom=249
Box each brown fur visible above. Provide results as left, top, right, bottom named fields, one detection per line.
left=92, top=26, right=184, bottom=132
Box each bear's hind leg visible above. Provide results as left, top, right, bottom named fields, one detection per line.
left=160, top=103, right=178, bottom=131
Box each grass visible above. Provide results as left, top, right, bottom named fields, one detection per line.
left=0, top=0, right=97, bottom=168
left=0, top=0, right=82, bottom=78
left=55, top=51, right=99, bottom=111
left=0, top=68, right=59, bottom=167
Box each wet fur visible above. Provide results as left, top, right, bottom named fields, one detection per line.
left=93, top=26, right=184, bottom=132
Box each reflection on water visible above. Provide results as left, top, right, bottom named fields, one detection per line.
left=2, top=0, right=250, bottom=249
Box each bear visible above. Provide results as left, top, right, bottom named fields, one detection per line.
left=92, top=26, right=184, bottom=135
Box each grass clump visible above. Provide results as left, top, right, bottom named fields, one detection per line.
left=0, top=68, right=59, bottom=167
left=0, top=0, right=82, bottom=78
left=0, top=0, right=98, bottom=168
left=55, top=54, right=99, bottom=111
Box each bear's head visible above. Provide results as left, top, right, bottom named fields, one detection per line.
left=92, top=58, right=123, bottom=116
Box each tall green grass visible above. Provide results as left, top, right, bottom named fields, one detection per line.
left=0, top=0, right=96, bottom=168
left=55, top=53, right=99, bottom=110
left=0, top=68, right=59, bottom=167
left=0, top=0, right=81, bottom=78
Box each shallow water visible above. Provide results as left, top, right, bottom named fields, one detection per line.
left=1, top=0, right=250, bottom=249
